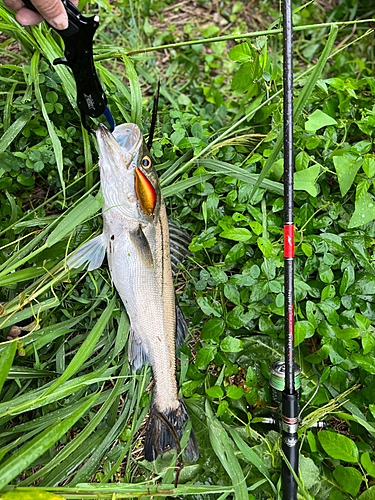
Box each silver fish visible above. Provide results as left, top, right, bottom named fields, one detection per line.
left=68, top=123, right=198, bottom=461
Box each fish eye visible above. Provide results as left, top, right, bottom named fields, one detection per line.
left=142, top=156, right=152, bottom=169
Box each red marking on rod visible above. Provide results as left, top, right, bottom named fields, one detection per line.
left=282, top=416, right=298, bottom=424
left=284, top=224, right=294, bottom=258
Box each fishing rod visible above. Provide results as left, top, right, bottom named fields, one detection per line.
left=280, top=0, right=299, bottom=496
left=268, top=1, right=300, bottom=498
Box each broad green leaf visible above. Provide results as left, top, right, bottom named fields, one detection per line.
left=220, top=336, right=243, bottom=353
left=299, top=455, right=320, bottom=490
left=305, top=109, right=337, bottom=133
left=361, top=452, right=375, bottom=478
left=295, top=150, right=310, bottom=171
left=226, top=385, right=244, bottom=399
left=232, top=61, right=261, bottom=91
left=220, top=228, right=252, bottom=242
left=208, top=266, right=228, bottom=284
left=207, top=386, right=224, bottom=399
left=318, top=430, right=359, bottom=463
left=339, top=266, right=355, bottom=296
left=224, top=283, right=241, bottom=306
left=0, top=393, right=98, bottom=488
left=359, top=486, right=375, bottom=499
left=333, top=156, right=362, bottom=197
left=295, top=321, right=315, bottom=347
left=352, top=353, right=375, bottom=374
left=197, top=295, right=221, bottom=317
left=201, top=318, right=225, bottom=343
left=355, top=312, right=371, bottom=330
left=348, top=193, right=375, bottom=228
left=257, top=237, right=272, bottom=258
left=0, top=342, right=17, bottom=392
left=333, top=465, right=362, bottom=496
left=294, top=165, right=320, bottom=196
left=195, top=346, right=217, bottom=367
left=225, top=242, right=245, bottom=263
left=228, top=42, right=252, bottom=62
left=363, top=156, right=375, bottom=178
left=249, top=221, right=263, bottom=235
left=362, top=333, right=375, bottom=355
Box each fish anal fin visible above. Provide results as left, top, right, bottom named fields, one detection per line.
left=129, top=329, right=149, bottom=370
left=67, top=234, right=106, bottom=271
left=129, top=225, right=154, bottom=269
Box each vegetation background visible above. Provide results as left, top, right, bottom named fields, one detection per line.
left=0, top=0, right=375, bottom=498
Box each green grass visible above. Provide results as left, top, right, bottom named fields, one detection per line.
left=1, top=0, right=375, bottom=498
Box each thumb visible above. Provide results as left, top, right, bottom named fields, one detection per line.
left=29, top=0, right=68, bottom=29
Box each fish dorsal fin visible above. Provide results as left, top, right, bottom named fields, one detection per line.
left=168, top=220, right=191, bottom=275
left=128, top=328, right=149, bottom=370
left=175, top=300, right=188, bottom=351
left=66, top=234, right=106, bottom=271
left=129, top=225, right=154, bottom=269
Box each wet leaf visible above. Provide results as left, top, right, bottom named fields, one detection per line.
left=318, top=430, right=359, bottom=463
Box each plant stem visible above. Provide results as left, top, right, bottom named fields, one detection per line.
left=125, top=19, right=375, bottom=56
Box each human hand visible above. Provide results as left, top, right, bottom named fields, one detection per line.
left=3, top=0, right=78, bottom=30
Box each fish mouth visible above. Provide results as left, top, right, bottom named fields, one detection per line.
left=96, top=123, right=143, bottom=172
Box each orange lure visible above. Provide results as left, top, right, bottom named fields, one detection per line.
left=135, top=168, right=157, bottom=216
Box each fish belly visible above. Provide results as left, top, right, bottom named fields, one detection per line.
left=104, top=210, right=179, bottom=413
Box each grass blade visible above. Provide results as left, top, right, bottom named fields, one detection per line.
left=42, top=296, right=116, bottom=397
left=30, top=51, right=65, bottom=197
left=0, top=111, right=30, bottom=154
left=198, top=159, right=284, bottom=194
left=206, top=400, right=248, bottom=500
left=0, top=392, right=99, bottom=489
left=21, top=362, right=129, bottom=486
left=0, top=343, right=17, bottom=393
left=46, top=193, right=103, bottom=248
left=162, top=174, right=213, bottom=198
left=122, top=55, right=142, bottom=127
left=227, top=426, right=277, bottom=495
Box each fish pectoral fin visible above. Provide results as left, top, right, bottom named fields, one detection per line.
left=129, top=225, right=154, bottom=269
left=128, top=329, right=149, bottom=370
left=176, top=300, right=188, bottom=351
left=168, top=220, right=191, bottom=274
left=66, top=234, right=106, bottom=271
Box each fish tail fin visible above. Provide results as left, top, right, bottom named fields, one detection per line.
left=144, top=399, right=199, bottom=462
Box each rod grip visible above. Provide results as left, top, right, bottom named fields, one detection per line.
left=282, top=391, right=299, bottom=499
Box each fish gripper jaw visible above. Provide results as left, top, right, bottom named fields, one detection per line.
left=22, top=0, right=115, bottom=133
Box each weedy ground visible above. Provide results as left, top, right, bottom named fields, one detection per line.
left=1, top=0, right=375, bottom=499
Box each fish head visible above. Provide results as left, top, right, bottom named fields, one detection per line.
left=97, top=123, right=161, bottom=222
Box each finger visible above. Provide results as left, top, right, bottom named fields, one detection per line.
left=16, top=7, right=44, bottom=25
left=28, top=0, right=68, bottom=29
left=3, top=0, right=24, bottom=11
